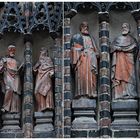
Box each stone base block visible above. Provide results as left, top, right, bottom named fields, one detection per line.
left=33, top=130, right=56, bottom=138
left=0, top=130, right=23, bottom=138
left=34, top=123, right=53, bottom=132
left=72, top=117, right=97, bottom=129
left=112, top=130, right=138, bottom=138
left=111, top=119, right=140, bottom=130
left=71, top=129, right=99, bottom=138
left=72, top=97, right=97, bottom=130
left=111, top=99, right=140, bottom=137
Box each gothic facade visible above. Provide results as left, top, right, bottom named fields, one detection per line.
left=0, top=2, right=140, bottom=138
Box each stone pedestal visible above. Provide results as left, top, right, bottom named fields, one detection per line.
left=0, top=113, right=23, bottom=138
left=71, top=97, right=98, bottom=137
left=1, top=113, right=21, bottom=130
left=111, top=99, right=140, bottom=137
left=34, top=111, right=54, bottom=132
left=33, top=111, right=55, bottom=138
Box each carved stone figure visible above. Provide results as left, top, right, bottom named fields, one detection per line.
left=111, top=23, right=139, bottom=99
left=70, top=21, right=99, bottom=99
left=33, top=47, right=54, bottom=112
left=0, top=45, right=22, bottom=113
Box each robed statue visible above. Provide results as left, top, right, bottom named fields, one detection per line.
left=70, top=21, right=99, bottom=99
left=111, top=23, right=139, bottom=99
left=0, top=45, right=22, bottom=113
left=33, top=47, right=54, bottom=112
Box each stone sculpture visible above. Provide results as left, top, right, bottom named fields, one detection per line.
left=111, top=23, right=139, bottom=99
left=70, top=21, right=99, bottom=98
left=33, top=47, right=54, bottom=112
left=0, top=45, right=22, bottom=113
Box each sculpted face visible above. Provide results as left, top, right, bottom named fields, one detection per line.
left=8, top=45, right=16, bottom=57
left=122, top=23, right=130, bottom=35
left=80, top=22, right=89, bottom=35
left=39, top=48, right=48, bottom=61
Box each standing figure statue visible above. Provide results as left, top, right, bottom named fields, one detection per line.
left=111, top=23, right=139, bottom=99
left=70, top=21, right=99, bottom=99
left=33, top=47, right=54, bottom=112
left=0, top=45, right=22, bottom=113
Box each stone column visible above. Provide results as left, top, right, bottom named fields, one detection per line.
left=132, top=9, right=140, bottom=138
left=63, top=8, right=77, bottom=137
left=98, top=12, right=111, bottom=138
left=23, top=34, right=33, bottom=138
left=64, top=18, right=72, bottom=138
left=54, top=38, right=63, bottom=138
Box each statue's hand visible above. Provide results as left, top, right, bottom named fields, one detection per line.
left=49, top=71, right=54, bottom=77
left=33, top=62, right=40, bottom=71
left=2, top=57, right=6, bottom=63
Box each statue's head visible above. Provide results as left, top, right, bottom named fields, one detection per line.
left=79, top=21, right=89, bottom=35
left=40, top=47, right=48, bottom=58
left=8, top=44, right=16, bottom=57
left=121, top=23, right=130, bottom=35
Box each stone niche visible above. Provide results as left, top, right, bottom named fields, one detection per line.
left=32, top=30, right=56, bottom=138
left=110, top=10, right=139, bottom=138
left=0, top=32, right=24, bottom=137
left=70, top=11, right=99, bottom=138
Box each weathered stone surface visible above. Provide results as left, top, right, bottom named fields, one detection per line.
left=72, top=97, right=96, bottom=109
left=64, top=35, right=71, bottom=42
left=89, top=130, right=99, bottom=137
left=72, top=98, right=97, bottom=131
left=100, top=101, right=110, bottom=110
left=64, top=18, right=70, bottom=26
left=64, top=67, right=70, bottom=75
left=64, top=83, right=71, bottom=91
left=100, top=118, right=111, bottom=127
left=71, top=130, right=88, bottom=138
left=34, top=111, right=54, bottom=132
left=112, top=99, right=138, bottom=110
left=101, top=52, right=109, bottom=61
left=64, top=100, right=71, bottom=108
left=34, top=123, right=54, bottom=132
left=64, top=127, right=71, bottom=136
left=33, top=131, right=56, bottom=138
left=1, top=113, right=21, bottom=130
left=111, top=99, right=139, bottom=131
left=2, top=113, right=20, bottom=120
left=112, top=130, right=138, bottom=138
left=64, top=117, right=71, bottom=126
left=100, top=68, right=109, bottom=77
left=64, top=50, right=71, bottom=58
left=0, top=130, right=23, bottom=138
left=72, top=117, right=97, bottom=129
left=34, top=111, right=53, bottom=118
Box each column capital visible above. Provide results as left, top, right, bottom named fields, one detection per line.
left=64, top=9, right=77, bottom=19
left=24, top=33, right=33, bottom=44
left=131, top=9, right=140, bottom=22
left=98, top=12, right=109, bottom=23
